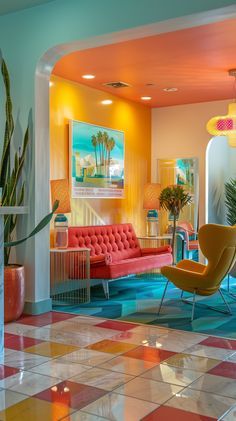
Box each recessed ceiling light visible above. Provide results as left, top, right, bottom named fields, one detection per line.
left=101, top=99, right=113, bottom=105
left=82, top=74, right=95, bottom=79
left=141, top=96, right=152, bottom=100
left=49, top=81, right=53, bottom=87
left=163, top=87, right=178, bottom=92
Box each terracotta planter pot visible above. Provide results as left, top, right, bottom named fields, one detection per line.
left=4, top=265, right=25, bottom=323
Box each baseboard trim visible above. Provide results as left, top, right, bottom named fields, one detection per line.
left=24, top=298, right=52, bottom=315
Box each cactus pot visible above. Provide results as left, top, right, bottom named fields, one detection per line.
left=4, top=265, right=25, bottom=323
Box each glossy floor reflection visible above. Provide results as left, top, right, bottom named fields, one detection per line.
left=1, top=311, right=236, bottom=420
left=55, top=275, right=236, bottom=340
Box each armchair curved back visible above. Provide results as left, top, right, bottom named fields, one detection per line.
left=199, top=224, right=236, bottom=287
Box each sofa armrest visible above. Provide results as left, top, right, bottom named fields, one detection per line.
left=90, top=255, right=105, bottom=266
left=90, top=253, right=112, bottom=267
left=141, top=245, right=172, bottom=256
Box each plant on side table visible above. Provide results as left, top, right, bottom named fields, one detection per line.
left=159, top=185, right=192, bottom=261
left=0, top=54, right=58, bottom=322
left=225, top=178, right=236, bottom=278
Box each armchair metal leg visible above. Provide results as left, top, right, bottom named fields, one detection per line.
left=157, top=280, right=169, bottom=315
left=191, top=291, right=196, bottom=322
left=226, top=275, right=236, bottom=299
left=182, top=289, right=232, bottom=317
left=219, top=289, right=232, bottom=315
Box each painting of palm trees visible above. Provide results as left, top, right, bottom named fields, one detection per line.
left=70, top=120, right=124, bottom=198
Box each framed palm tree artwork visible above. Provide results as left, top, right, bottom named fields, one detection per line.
left=69, top=120, right=124, bottom=198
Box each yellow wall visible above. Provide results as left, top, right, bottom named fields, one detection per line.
left=50, top=75, right=151, bottom=234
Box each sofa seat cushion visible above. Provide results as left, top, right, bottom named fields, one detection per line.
left=90, top=252, right=173, bottom=279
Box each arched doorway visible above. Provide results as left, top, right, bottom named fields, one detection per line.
left=206, top=135, right=236, bottom=224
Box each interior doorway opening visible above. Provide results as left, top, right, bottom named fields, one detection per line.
left=206, top=136, right=236, bottom=225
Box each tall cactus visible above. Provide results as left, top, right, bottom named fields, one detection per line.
left=0, top=56, right=29, bottom=264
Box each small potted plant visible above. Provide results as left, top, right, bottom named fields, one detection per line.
left=159, top=185, right=192, bottom=261
left=0, top=54, right=58, bottom=322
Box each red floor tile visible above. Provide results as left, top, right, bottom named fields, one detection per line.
left=34, top=380, right=106, bottom=409
left=4, top=333, right=16, bottom=340
left=18, top=312, right=76, bottom=327
left=141, top=406, right=216, bottom=420
left=200, top=336, right=236, bottom=350
left=123, top=345, right=175, bottom=363
left=96, top=320, right=138, bottom=331
left=0, top=365, right=20, bottom=379
left=4, top=335, right=44, bottom=351
left=208, top=361, right=236, bottom=379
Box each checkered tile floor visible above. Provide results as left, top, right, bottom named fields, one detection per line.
left=1, top=312, right=236, bottom=420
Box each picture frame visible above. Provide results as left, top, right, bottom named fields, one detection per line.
left=69, top=120, right=124, bottom=198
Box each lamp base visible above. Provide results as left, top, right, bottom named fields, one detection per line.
left=146, top=210, right=159, bottom=237
left=54, top=214, right=68, bottom=249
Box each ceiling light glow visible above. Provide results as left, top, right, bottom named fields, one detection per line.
left=141, top=96, right=152, bottom=100
left=101, top=99, right=113, bottom=105
left=82, top=74, right=95, bottom=79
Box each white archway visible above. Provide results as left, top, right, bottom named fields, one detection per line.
left=32, top=7, right=236, bottom=313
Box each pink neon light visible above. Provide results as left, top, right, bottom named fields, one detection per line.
left=216, top=118, right=233, bottom=130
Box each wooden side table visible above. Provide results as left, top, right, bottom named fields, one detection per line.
left=50, top=248, right=90, bottom=305
left=137, top=235, right=172, bottom=248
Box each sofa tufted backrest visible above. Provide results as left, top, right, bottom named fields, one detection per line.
left=68, top=224, right=142, bottom=262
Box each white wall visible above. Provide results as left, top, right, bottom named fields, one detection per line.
left=152, top=99, right=233, bottom=227
left=207, top=136, right=236, bottom=224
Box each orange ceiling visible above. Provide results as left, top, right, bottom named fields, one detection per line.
left=53, top=18, right=236, bottom=108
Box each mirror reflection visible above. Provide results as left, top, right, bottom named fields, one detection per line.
left=158, top=158, right=199, bottom=260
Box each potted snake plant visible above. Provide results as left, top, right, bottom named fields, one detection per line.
left=225, top=178, right=236, bottom=278
left=0, top=54, right=58, bottom=322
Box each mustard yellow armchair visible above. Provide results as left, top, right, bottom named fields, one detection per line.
left=159, top=224, right=236, bottom=321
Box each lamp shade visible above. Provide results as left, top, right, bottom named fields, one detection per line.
left=143, top=183, right=161, bottom=210
left=50, top=179, right=71, bottom=214
left=206, top=103, right=236, bottom=147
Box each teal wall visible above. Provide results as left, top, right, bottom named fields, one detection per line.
left=0, top=0, right=236, bottom=311
left=1, top=0, right=236, bottom=125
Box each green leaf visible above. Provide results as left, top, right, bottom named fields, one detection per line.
left=0, top=59, right=14, bottom=189
left=225, top=178, right=236, bottom=226
left=4, top=200, right=59, bottom=248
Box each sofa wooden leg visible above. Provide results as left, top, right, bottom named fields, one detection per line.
left=102, top=280, right=109, bottom=299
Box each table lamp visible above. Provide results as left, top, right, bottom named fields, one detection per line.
left=50, top=179, right=71, bottom=248
left=143, top=183, right=161, bottom=236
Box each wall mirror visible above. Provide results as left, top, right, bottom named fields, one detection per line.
left=157, top=158, right=199, bottom=235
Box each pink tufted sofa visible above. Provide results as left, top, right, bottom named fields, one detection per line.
left=68, top=223, right=172, bottom=299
